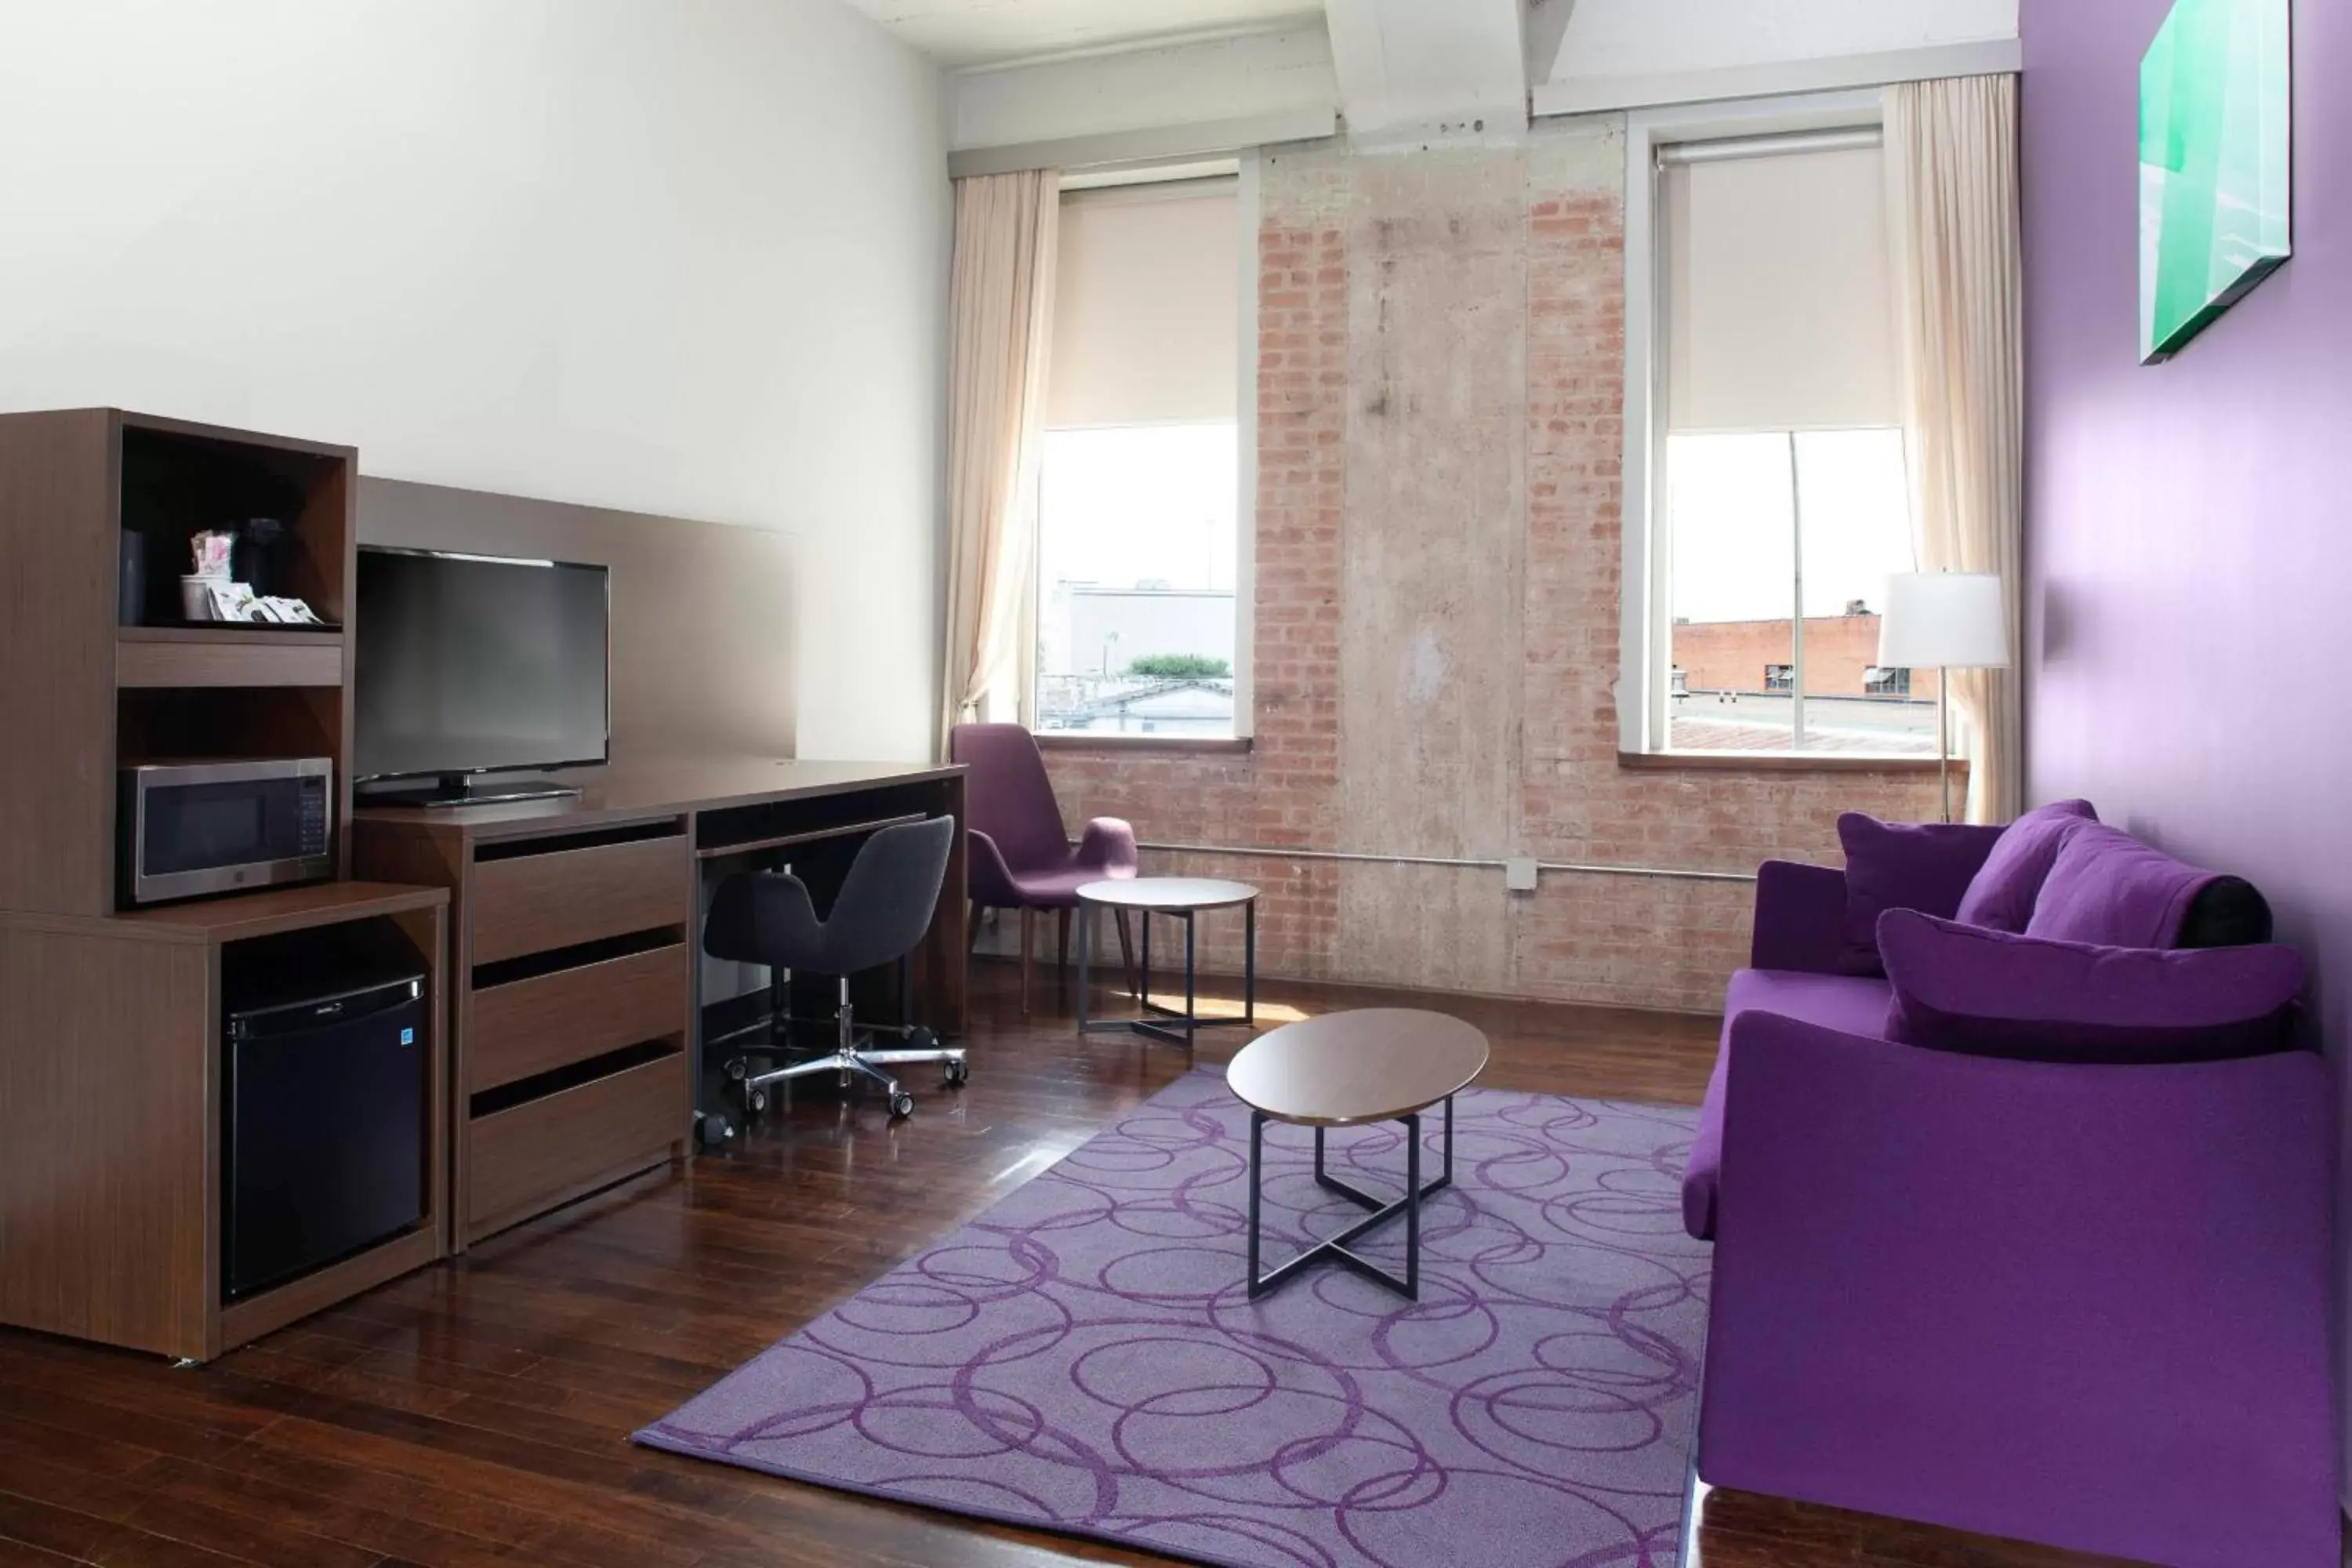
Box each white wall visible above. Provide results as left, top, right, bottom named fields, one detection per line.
left=0, top=0, right=949, bottom=762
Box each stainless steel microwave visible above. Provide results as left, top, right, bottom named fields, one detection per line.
left=118, top=759, right=334, bottom=905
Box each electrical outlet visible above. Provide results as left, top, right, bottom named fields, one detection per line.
left=1504, top=857, right=1539, bottom=892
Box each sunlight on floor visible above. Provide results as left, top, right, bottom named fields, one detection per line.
left=988, top=1146, right=1079, bottom=1188
left=1124, top=990, right=1313, bottom=1025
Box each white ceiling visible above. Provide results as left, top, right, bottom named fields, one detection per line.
left=843, top=0, right=1326, bottom=69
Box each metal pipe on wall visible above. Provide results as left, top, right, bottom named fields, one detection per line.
left=1130, top=840, right=1759, bottom=885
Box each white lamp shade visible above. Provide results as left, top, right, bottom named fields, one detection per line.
left=1878, top=572, right=2010, bottom=669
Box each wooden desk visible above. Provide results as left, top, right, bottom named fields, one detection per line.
left=353, top=757, right=967, bottom=1248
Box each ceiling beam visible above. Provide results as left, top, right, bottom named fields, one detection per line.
left=949, top=25, right=1337, bottom=156
left=1320, top=0, right=1528, bottom=138
left=946, top=107, right=1338, bottom=177
left=1530, top=36, right=2020, bottom=118
left=1524, top=0, right=1577, bottom=88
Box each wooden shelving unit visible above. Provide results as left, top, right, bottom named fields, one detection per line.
left=115, top=878, right=445, bottom=941
left=117, top=626, right=347, bottom=689
left=0, top=408, right=360, bottom=914
left=0, top=408, right=448, bottom=1363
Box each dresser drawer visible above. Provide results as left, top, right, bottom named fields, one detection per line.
left=468, top=942, right=688, bottom=1094
left=467, top=1050, right=685, bottom=1240
left=470, top=832, right=687, bottom=965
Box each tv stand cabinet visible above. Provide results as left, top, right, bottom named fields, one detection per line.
left=354, top=757, right=966, bottom=1250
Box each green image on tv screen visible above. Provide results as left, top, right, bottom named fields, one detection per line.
left=2139, top=0, right=2291, bottom=363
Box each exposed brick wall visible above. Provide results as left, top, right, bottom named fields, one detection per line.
left=1041, top=161, right=1350, bottom=985
left=1044, top=119, right=1944, bottom=1014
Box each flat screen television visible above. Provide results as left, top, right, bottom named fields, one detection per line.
left=354, top=546, right=611, bottom=806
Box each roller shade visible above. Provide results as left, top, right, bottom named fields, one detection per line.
left=1664, top=145, right=1897, bottom=434
left=1047, top=180, right=1239, bottom=430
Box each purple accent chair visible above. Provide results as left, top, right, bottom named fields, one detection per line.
left=949, top=724, right=1139, bottom=1012
left=1688, top=820, right=2338, bottom=1568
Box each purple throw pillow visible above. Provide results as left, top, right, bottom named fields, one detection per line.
left=2024, top=821, right=2221, bottom=949
left=1835, top=813, right=2006, bottom=976
left=1878, top=907, right=2303, bottom=1064
left=1952, top=798, right=2099, bottom=933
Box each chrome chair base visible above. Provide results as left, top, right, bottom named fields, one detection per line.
left=725, top=979, right=965, bottom=1121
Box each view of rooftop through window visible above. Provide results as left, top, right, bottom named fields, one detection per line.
left=1666, top=428, right=1935, bottom=753
left=1033, top=423, right=1239, bottom=737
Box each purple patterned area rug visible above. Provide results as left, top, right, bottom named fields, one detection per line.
left=636, top=1069, right=1709, bottom=1568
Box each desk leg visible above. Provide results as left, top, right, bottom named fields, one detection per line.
left=913, top=778, right=969, bottom=1040
left=682, top=837, right=717, bottom=1146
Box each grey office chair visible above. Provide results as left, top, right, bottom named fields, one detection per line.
left=703, top=815, right=966, bottom=1120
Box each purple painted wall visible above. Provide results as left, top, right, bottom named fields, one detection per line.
left=2021, top=0, right=2350, bottom=1491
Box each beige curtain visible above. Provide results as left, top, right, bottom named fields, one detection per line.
left=1884, top=76, right=2024, bottom=824
left=940, top=169, right=1059, bottom=753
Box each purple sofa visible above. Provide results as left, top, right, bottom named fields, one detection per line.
left=1686, top=810, right=2338, bottom=1568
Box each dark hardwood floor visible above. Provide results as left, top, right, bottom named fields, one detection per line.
left=0, top=961, right=2136, bottom=1568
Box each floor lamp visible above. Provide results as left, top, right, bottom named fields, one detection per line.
left=1878, top=572, right=2010, bottom=823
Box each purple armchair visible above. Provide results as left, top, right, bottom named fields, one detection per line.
left=1690, top=825, right=2338, bottom=1567
left=949, top=724, right=1139, bottom=1012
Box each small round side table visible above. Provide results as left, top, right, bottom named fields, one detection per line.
left=1075, top=877, right=1258, bottom=1046
left=1225, top=1008, right=1490, bottom=1301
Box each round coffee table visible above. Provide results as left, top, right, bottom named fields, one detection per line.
left=1075, top=877, right=1258, bottom=1046
left=1226, top=1008, right=1489, bottom=1301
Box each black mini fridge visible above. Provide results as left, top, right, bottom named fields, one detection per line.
left=222, top=965, right=427, bottom=1300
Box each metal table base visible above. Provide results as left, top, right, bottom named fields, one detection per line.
left=1076, top=898, right=1255, bottom=1046
left=1247, top=1096, right=1455, bottom=1301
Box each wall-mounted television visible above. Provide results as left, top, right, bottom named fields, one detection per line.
left=354, top=546, right=610, bottom=806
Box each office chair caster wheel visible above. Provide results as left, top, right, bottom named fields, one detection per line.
left=725, top=1058, right=750, bottom=1083
left=907, top=1027, right=938, bottom=1051
left=744, top=1086, right=769, bottom=1116
left=943, top=1058, right=969, bottom=1087
left=888, top=1091, right=916, bottom=1120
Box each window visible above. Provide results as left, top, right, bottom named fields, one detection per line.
left=1647, top=129, right=1934, bottom=757
left=1031, top=178, right=1243, bottom=739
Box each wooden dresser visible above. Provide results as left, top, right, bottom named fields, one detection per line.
left=355, top=813, right=695, bottom=1247
left=355, top=757, right=967, bottom=1250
